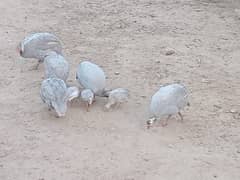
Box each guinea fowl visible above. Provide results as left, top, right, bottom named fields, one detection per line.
left=147, top=83, right=190, bottom=128
left=43, top=51, right=69, bottom=82
left=40, top=78, right=79, bottom=117
left=18, top=32, right=62, bottom=69
left=104, top=88, right=129, bottom=110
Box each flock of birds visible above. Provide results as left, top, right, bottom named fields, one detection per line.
left=17, top=32, right=190, bottom=129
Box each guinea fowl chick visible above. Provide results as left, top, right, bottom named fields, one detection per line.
left=18, top=32, right=62, bottom=69
left=104, top=88, right=129, bottom=110
left=43, top=51, right=69, bottom=82
left=147, top=83, right=190, bottom=129
left=66, top=86, right=80, bottom=102
left=80, top=89, right=94, bottom=111
left=40, top=78, right=79, bottom=117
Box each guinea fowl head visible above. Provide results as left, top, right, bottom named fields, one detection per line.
left=81, top=89, right=94, bottom=105
left=66, top=86, right=80, bottom=102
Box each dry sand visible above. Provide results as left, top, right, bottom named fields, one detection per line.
left=0, top=0, right=240, bottom=179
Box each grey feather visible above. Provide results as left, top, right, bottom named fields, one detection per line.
left=40, top=78, right=78, bottom=117
left=43, top=51, right=69, bottom=82
left=105, top=88, right=129, bottom=109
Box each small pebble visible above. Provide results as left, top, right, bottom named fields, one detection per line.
left=230, top=109, right=237, bottom=113
left=233, top=113, right=240, bottom=120
left=179, top=136, right=184, bottom=140
left=143, top=158, right=149, bottom=162
left=115, top=72, right=120, bottom=75
left=165, top=50, right=175, bottom=56
left=213, top=105, right=222, bottom=109
left=201, top=79, right=210, bottom=83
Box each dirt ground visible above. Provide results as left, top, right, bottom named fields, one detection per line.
left=0, top=0, right=240, bottom=179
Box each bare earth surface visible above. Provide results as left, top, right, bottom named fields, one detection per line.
left=0, top=0, right=240, bottom=179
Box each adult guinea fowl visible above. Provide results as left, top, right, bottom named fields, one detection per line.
left=40, top=78, right=79, bottom=117
left=44, top=51, right=69, bottom=82
left=147, top=83, right=190, bottom=129
left=76, top=61, right=106, bottom=110
left=18, top=32, right=62, bottom=69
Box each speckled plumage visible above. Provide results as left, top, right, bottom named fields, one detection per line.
left=147, top=83, right=189, bottom=127
left=40, top=78, right=78, bottom=117
left=19, top=32, right=62, bottom=61
left=81, top=89, right=94, bottom=102
left=44, top=51, right=69, bottom=82
left=76, top=61, right=106, bottom=96
left=105, top=88, right=129, bottom=109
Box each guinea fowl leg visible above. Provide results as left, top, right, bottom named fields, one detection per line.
left=86, top=102, right=90, bottom=112
left=161, top=115, right=171, bottom=127
left=113, top=102, right=120, bottom=109
left=178, top=112, right=183, bottom=122
left=47, top=105, right=52, bottom=111
left=34, top=60, right=41, bottom=70
left=69, top=100, right=74, bottom=107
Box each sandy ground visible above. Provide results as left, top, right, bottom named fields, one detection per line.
left=0, top=0, right=240, bottom=179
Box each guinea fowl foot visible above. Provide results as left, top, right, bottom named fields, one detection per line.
left=160, top=121, right=168, bottom=127
left=34, top=60, right=41, bottom=70
left=48, top=105, right=52, bottom=111
left=114, top=102, right=121, bottom=109
left=160, top=115, right=172, bottom=127
left=103, top=106, right=109, bottom=112
left=178, top=112, right=183, bottom=122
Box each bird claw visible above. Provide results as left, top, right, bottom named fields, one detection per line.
left=161, top=122, right=168, bottom=127
left=103, top=106, right=110, bottom=112
left=146, top=124, right=152, bottom=129
left=86, top=103, right=90, bottom=112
